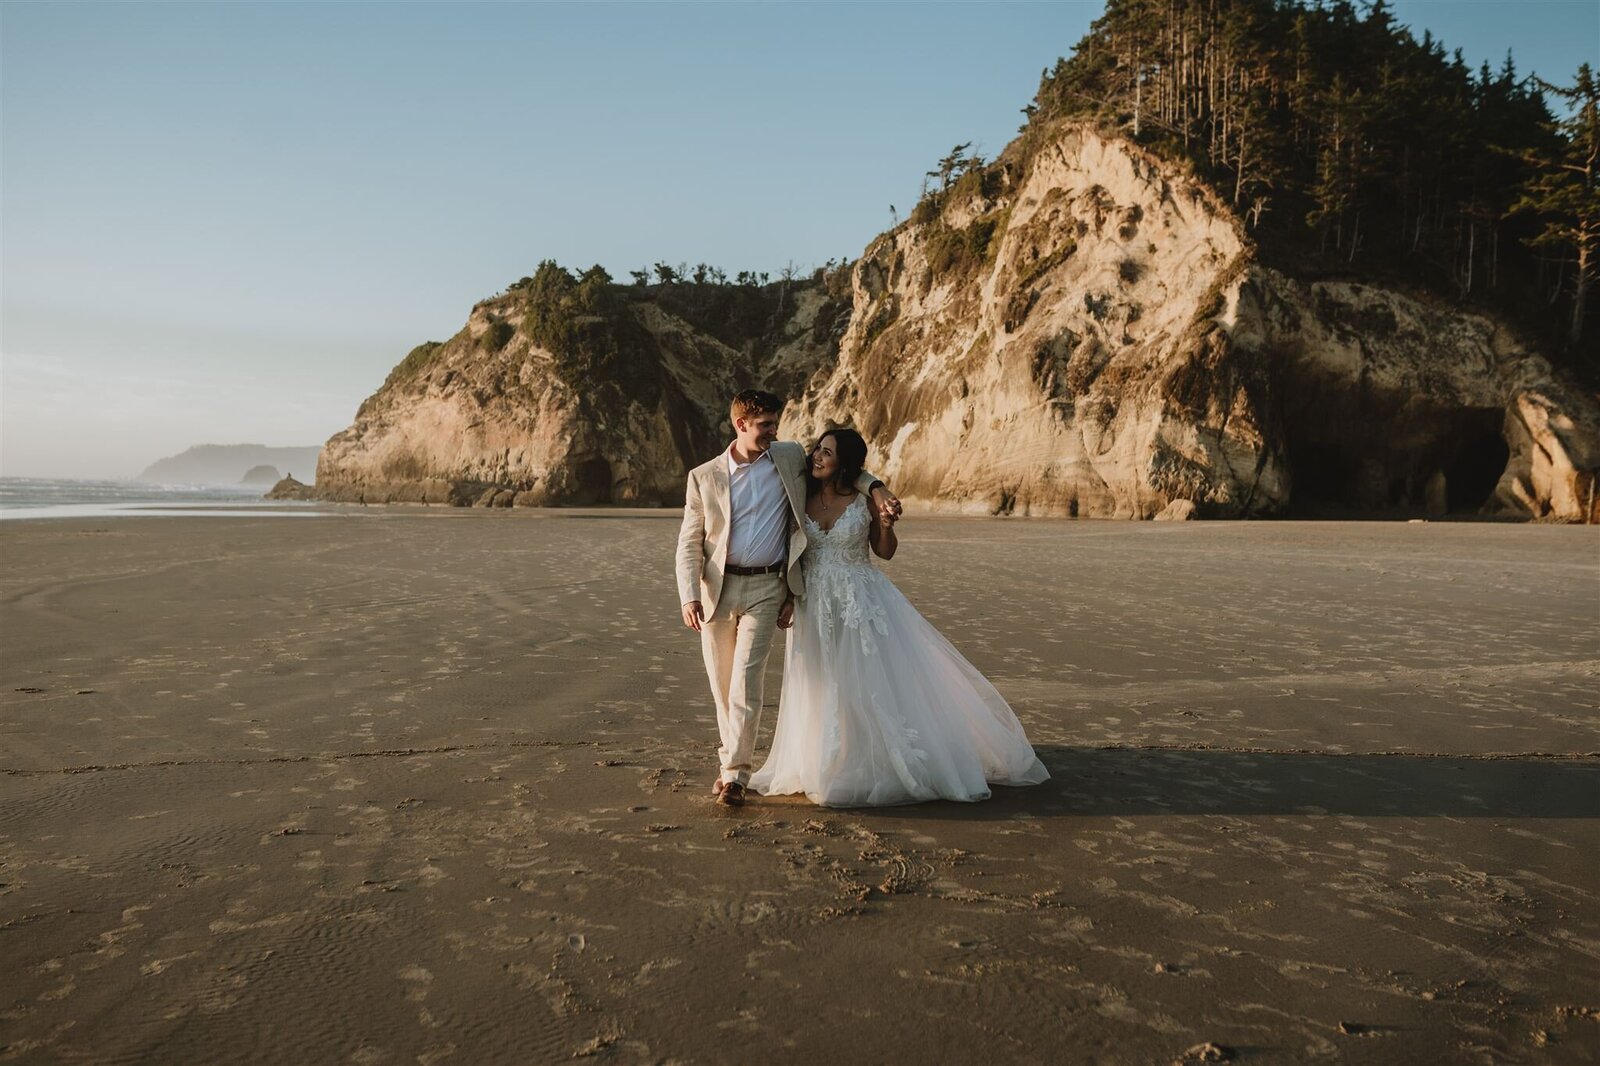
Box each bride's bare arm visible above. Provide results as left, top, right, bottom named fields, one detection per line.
left=869, top=509, right=897, bottom=560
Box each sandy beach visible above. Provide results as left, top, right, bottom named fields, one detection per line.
left=2, top=510, right=1596, bottom=1064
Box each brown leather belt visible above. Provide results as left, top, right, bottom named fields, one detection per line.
left=724, top=562, right=784, bottom=576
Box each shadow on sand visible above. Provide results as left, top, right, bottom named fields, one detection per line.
left=853, top=746, right=1600, bottom=821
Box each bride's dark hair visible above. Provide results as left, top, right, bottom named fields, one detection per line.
left=806, top=427, right=868, bottom=496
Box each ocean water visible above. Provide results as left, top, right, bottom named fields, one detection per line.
left=0, top=477, right=324, bottom=520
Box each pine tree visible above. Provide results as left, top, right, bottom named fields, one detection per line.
left=928, top=143, right=975, bottom=191
left=1509, top=64, right=1599, bottom=352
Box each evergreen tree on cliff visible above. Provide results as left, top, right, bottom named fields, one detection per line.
left=1022, top=0, right=1590, bottom=375
left=1509, top=63, right=1599, bottom=360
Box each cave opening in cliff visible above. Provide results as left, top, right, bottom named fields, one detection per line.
left=1288, top=438, right=1364, bottom=512
left=1286, top=408, right=1509, bottom=516
left=1440, top=413, right=1510, bottom=512
left=573, top=457, right=613, bottom=504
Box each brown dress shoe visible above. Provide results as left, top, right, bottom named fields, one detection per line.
left=715, top=781, right=746, bottom=807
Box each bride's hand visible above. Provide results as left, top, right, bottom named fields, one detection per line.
left=776, top=599, right=795, bottom=629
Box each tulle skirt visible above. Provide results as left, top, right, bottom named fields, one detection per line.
left=749, top=561, right=1049, bottom=807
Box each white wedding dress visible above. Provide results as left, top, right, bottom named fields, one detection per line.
left=750, top=494, right=1049, bottom=807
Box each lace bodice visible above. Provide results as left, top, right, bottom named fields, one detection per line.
left=802, top=494, right=886, bottom=653
left=802, top=493, right=874, bottom=567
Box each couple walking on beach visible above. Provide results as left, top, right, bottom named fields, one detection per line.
left=676, top=390, right=1048, bottom=808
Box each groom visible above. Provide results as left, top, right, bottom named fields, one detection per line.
left=676, top=389, right=899, bottom=807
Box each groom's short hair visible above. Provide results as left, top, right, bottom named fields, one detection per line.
left=730, top=389, right=783, bottom=423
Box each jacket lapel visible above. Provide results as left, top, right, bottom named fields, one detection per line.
left=773, top=443, right=807, bottom=521
left=710, top=454, right=731, bottom=531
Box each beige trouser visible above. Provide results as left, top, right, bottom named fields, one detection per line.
left=701, top=572, right=786, bottom=785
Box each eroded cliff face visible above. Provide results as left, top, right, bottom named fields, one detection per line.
left=786, top=124, right=1597, bottom=521
left=316, top=283, right=844, bottom=506
left=786, top=125, right=1282, bottom=518
left=1228, top=271, right=1599, bottom=520
left=317, top=123, right=1597, bottom=521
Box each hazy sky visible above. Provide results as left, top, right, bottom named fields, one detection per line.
left=3, top=1, right=1596, bottom=479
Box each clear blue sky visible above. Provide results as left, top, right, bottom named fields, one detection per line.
left=3, top=0, right=1595, bottom=479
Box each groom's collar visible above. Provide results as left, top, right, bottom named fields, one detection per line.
left=725, top=442, right=774, bottom=474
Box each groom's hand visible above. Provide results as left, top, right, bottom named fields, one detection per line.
left=681, top=601, right=704, bottom=632
left=776, top=599, right=795, bottom=629
left=870, top=485, right=903, bottom=525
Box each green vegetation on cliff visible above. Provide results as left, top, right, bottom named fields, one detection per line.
left=370, top=256, right=858, bottom=419
left=379, top=341, right=443, bottom=392
left=1008, top=0, right=1596, bottom=374
left=514, top=258, right=853, bottom=375
left=511, top=261, right=653, bottom=395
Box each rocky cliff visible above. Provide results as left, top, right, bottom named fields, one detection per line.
left=783, top=125, right=1598, bottom=521
left=317, top=123, right=1598, bottom=522
left=316, top=271, right=844, bottom=507
left=264, top=474, right=316, bottom=500
left=785, top=126, right=1272, bottom=518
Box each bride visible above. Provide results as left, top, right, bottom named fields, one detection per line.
left=750, top=428, right=1049, bottom=806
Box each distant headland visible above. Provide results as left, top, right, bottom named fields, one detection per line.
left=137, top=444, right=322, bottom=487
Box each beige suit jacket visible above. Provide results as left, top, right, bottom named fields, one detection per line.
left=676, top=441, right=878, bottom=619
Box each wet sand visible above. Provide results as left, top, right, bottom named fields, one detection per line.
left=2, top=511, right=1597, bottom=1064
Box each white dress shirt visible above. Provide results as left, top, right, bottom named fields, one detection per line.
left=725, top=445, right=787, bottom=568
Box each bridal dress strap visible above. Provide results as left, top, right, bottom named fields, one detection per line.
left=808, top=492, right=865, bottom=534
